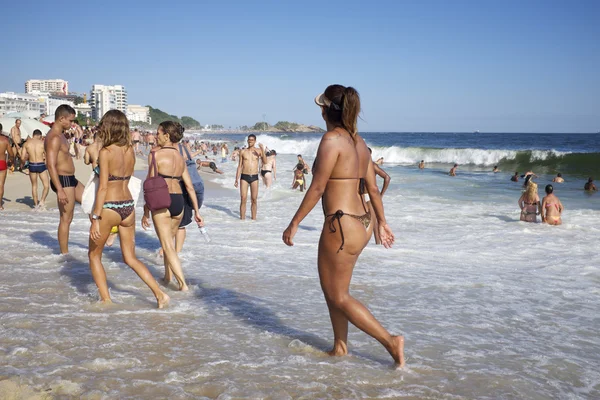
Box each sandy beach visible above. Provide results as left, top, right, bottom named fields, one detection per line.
left=1, top=155, right=223, bottom=212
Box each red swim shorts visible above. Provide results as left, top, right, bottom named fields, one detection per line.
left=0, top=160, right=7, bottom=171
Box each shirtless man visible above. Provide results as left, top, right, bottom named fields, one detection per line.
left=449, top=163, right=458, bottom=176
left=146, top=132, right=156, bottom=148
left=132, top=129, right=143, bottom=156
left=45, top=105, right=84, bottom=254
left=0, top=124, right=15, bottom=210
left=234, top=134, right=267, bottom=219
left=418, top=160, right=425, bottom=169
left=511, top=171, right=519, bottom=182
left=10, top=119, right=23, bottom=172
left=584, top=177, right=597, bottom=192
left=552, top=173, right=564, bottom=183
left=21, top=129, right=50, bottom=210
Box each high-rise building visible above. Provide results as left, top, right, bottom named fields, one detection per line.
left=25, top=79, right=69, bottom=95
left=90, top=84, right=128, bottom=120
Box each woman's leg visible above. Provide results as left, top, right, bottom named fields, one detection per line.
left=175, top=228, right=186, bottom=253
left=318, top=218, right=404, bottom=366
left=88, top=209, right=121, bottom=302
left=119, top=211, right=170, bottom=308
left=152, top=209, right=188, bottom=291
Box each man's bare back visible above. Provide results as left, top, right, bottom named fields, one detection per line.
left=23, top=137, right=45, bottom=164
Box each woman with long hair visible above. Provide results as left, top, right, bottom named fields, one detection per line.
left=88, top=110, right=169, bottom=308
left=282, top=85, right=403, bottom=366
left=141, top=121, right=203, bottom=291
left=518, top=181, right=541, bottom=222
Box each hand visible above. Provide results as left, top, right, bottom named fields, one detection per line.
left=234, top=180, right=239, bottom=188
left=378, top=223, right=395, bottom=249
left=282, top=222, right=298, bottom=246
left=141, top=215, right=151, bottom=230
left=90, top=220, right=101, bottom=241
left=57, top=189, right=69, bottom=205
left=194, top=213, right=204, bottom=227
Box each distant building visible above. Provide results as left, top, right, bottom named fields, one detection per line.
left=0, top=92, right=44, bottom=116
left=90, top=84, right=128, bottom=120
left=126, top=105, right=151, bottom=124
left=74, top=103, right=93, bottom=119
left=25, top=79, right=68, bottom=95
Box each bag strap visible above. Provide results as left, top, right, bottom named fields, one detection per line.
left=178, top=143, right=193, bottom=161
left=148, top=151, right=158, bottom=178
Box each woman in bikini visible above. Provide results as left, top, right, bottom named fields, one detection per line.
left=518, top=181, right=541, bottom=222
left=541, top=184, right=564, bottom=225
left=88, top=110, right=169, bottom=308
left=282, top=85, right=403, bottom=367
left=141, top=121, right=203, bottom=291
left=261, top=150, right=277, bottom=188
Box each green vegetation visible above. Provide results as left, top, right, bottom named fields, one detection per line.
left=147, top=106, right=201, bottom=129
left=252, top=122, right=270, bottom=130
left=274, top=121, right=300, bottom=130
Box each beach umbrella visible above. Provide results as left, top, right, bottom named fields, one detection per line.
left=5, top=110, right=41, bottom=120
left=0, top=117, right=50, bottom=139
left=42, top=115, right=55, bottom=123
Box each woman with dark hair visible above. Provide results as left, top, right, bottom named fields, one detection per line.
left=88, top=110, right=169, bottom=308
left=282, top=85, right=403, bottom=366
left=541, top=184, right=563, bottom=225
left=141, top=121, right=203, bottom=291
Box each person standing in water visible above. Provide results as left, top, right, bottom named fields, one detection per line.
left=20, top=129, right=50, bottom=210
left=283, top=85, right=403, bottom=367
left=541, top=184, right=563, bottom=225
left=518, top=181, right=541, bottom=222
left=418, top=160, right=425, bottom=169
left=234, top=134, right=267, bottom=220
left=584, top=177, right=597, bottom=192
left=368, top=147, right=391, bottom=245
left=552, top=173, right=564, bottom=183
left=88, top=110, right=169, bottom=308
left=45, top=105, right=85, bottom=254
left=449, top=164, right=458, bottom=176
left=261, top=150, right=277, bottom=188
left=511, top=171, right=519, bottom=182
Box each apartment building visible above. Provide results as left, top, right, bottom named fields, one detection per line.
left=25, top=79, right=69, bottom=95
left=90, top=84, right=128, bottom=120
left=126, top=105, right=151, bottom=124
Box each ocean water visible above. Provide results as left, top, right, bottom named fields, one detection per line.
left=1, top=132, right=599, bottom=399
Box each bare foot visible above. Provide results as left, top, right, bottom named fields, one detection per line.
left=327, top=340, right=348, bottom=356
left=157, top=293, right=170, bottom=309
left=99, top=298, right=113, bottom=304
left=162, top=277, right=171, bottom=284
left=390, top=335, right=405, bottom=368
left=179, top=284, right=189, bottom=292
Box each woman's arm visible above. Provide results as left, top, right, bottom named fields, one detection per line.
left=283, top=133, right=340, bottom=245
left=374, top=163, right=390, bottom=196
left=90, top=148, right=110, bottom=240
left=518, top=194, right=524, bottom=211
left=541, top=196, right=547, bottom=222
left=364, top=160, right=387, bottom=225
left=537, top=195, right=542, bottom=217
left=273, top=157, right=277, bottom=180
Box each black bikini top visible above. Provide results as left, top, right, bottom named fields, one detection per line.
left=108, top=174, right=131, bottom=181
left=157, top=147, right=182, bottom=180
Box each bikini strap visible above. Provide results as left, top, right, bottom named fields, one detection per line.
left=148, top=151, right=158, bottom=178
left=325, top=210, right=346, bottom=253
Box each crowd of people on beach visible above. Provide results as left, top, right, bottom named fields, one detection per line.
left=1, top=85, right=598, bottom=369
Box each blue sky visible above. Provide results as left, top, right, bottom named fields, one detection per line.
left=1, top=0, right=599, bottom=132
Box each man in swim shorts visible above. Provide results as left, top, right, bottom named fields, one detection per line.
left=0, top=123, right=16, bottom=210
left=45, top=105, right=84, bottom=254
left=10, top=119, right=23, bottom=172
left=21, top=129, right=50, bottom=210
left=234, top=134, right=267, bottom=219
